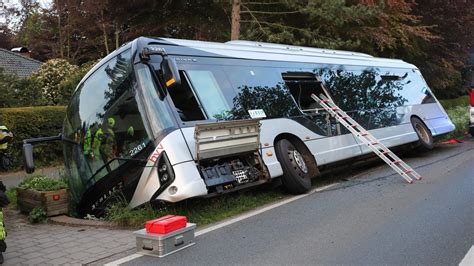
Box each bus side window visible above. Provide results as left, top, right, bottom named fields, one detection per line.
left=168, top=71, right=206, bottom=121
left=282, top=72, right=327, bottom=112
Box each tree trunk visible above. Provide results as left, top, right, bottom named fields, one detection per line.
left=115, top=22, right=120, bottom=49
left=57, top=1, right=64, bottom=58
left=101, top=10, right=110, bottom=54
left=231, top=0, right=241, bottom=40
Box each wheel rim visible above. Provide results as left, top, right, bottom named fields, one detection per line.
left=415, top=123, right=430, bottom=143
left=291, top=150, right=308, bottom=174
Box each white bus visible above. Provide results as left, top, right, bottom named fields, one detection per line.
left=23, top=37, right=455, bottom=216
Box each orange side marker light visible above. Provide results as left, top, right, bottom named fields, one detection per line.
left=166, top=78, right=176, bottom=87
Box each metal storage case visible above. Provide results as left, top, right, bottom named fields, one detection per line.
left=134, top=223, right=196, bottom=258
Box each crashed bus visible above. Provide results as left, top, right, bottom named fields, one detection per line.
left=23, top=37, right=454, bottom=216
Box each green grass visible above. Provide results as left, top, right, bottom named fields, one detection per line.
left=6, top=187, right=17, bottom=208
left=437, top=95, right=470, bottom=141
left=439, top=96, right=470, bottom=109
left=105, top=188, right=287, bottom=229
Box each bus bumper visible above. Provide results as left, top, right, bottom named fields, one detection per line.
left=155, top=161, right=208, bottom=202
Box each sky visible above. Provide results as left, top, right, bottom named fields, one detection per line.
left=1, top=0, right=52, bottom=27
left=5, top=0, right=52, bottom=9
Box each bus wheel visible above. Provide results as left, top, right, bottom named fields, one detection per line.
left=411, top=117, right=434, bottom=150
left=275, top=139, right=311, bottom=194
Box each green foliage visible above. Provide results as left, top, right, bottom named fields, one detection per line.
left=6, top=188, right=17, bottom=208
left=19, top=175, right=68, bottom=191
left=105, top=201, right=157, bottom=228
left=31, top=59, right=79, bottom=105
left=441, top=105, right=469, bottom=140
left=439, top=96, right=470, bottom=110
left=27, top=207, right=47, bottom=224
left=0, top=68, right=42, bottom=108
left=0, top=106, right=66, bottom=169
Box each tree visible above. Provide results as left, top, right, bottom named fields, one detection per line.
left=0, top=26, right=17, bottom=49
left=410, top=0, right=474, bottom=97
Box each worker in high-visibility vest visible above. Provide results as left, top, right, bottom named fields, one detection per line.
left=0, top=123, right=13, bottom=172
left=0, top=181, right=9, bottom=264
left=93, top=117, right=117, bottom=162
left=0, top=124, right=13, bottom=151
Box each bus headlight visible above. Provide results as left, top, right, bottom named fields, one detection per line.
left=156, top=151, right=174, bottom=186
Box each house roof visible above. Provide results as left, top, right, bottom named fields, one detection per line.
left=0, top=48, right=42, bottom=77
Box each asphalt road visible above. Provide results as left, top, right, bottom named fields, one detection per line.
left=123, top=138, right=474, bottom=265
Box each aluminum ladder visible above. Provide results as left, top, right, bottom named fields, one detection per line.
left=310, top=93, right=422, bottom=183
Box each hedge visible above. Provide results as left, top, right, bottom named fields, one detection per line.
left=0, top=106, right=66, bottom=170
left=439, top=96, right=470, bottom=109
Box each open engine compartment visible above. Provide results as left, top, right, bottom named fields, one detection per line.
left=194, top=119, right=269, bottom=194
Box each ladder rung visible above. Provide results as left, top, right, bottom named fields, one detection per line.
left=310, top=92, right=423, bottom=184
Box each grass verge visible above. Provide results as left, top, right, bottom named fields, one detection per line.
left=106, top=188, right=287, bottom=229
left=438, top=104, right=470, bottom=141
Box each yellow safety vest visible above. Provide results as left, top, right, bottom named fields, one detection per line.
left=0, top=125, right=12, bottom=150
left=0, top=211, right=5, bottom=240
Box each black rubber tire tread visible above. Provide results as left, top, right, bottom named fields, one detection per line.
left=274, top=139, right=311, bottom=194
left=411, top=117, right=434, bottom=150
left=469, top=127, right=474, bottom=137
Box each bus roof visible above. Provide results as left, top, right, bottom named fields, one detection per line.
left=79, top=36, right=417, bottom=91
left=148, top=37, right=416, bottom=69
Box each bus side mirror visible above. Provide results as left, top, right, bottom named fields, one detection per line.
left=161, top=57, right=181, bottom=89
left=23, top=143, right=35, bottom=174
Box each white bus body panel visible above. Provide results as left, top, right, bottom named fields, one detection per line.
left=129, top=129, right=207, bottom=207
left=130, top=107, right=453, bottom=207
left=155, top=161, right=208, bottom=202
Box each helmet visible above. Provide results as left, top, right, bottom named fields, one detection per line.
left=127, top=126, right=134, bottom=136
left=108, top=117, right=116, bottom=128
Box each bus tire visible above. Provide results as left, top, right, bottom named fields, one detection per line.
left=275, top=139, right=311, bottom=194
left=411, top=117, right=434, bottom=150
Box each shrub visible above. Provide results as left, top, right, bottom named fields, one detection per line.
left=0, top=68, right=43, bottom=108
left=18, top=175, right=68, bottom=191
left=28, top=207, right=47, bottom=224
left=0, top=106, right=66, bottom=169
left=31, top=59, right=79, bottom=105
left=441, top=105, right=470, bottom=140
left=439, top=96, right=470, bottom=109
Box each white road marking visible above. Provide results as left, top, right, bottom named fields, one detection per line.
left=196, top=183, right=338, bottom=236
left=106, top=183, right=339, bottom=265
left=104, top=253, right=143, bottom=266
left=459, top=245, right=474, bottom=266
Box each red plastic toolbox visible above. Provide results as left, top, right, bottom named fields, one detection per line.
left=146, top=215, right=187, bottom=234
